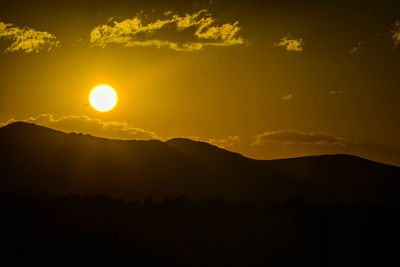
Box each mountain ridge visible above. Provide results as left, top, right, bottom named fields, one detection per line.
left=2, top=121, right=390, bottom=165
left=0, top=121, right=399, bottom=204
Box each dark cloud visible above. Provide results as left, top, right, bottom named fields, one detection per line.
left=253, top=130, right=351, bottom=146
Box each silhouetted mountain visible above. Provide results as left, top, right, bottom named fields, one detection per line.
left=0, top=122, right=399, bottom=204
left=1, top=122, right=400, bottom=267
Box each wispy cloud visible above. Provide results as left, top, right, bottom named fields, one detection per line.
left=187, top=135, right=240, bottom=149
left=281, top=94, right=293, bottom=100
left=274, top=35, right=304, bottom=52
left=207, top=135, right=240, bottom=148
left=329, top=90, right=343, bottom=95
left=2, top=114, right=159, bottom=140
left=0, top=22, right=59, bottom=53
left=90, top=10, right=245, bottom=52
left=252, top=130, right=352, bottom=147
left=349, top=41, right=362, bottom=53
left=392, top=19, right=400, bottom=47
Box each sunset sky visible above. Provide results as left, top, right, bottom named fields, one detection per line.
left=1, top=0, right=399, bottom=165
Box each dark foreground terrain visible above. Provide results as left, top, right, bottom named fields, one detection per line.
left=1, top=122, right=400, bottom=266
left=1, top=192, right=400, bottom=266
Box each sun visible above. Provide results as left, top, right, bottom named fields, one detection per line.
left=89, top=85, right=117, bottom=112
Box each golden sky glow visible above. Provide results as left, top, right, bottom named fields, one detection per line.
left=0, top=0, right=400, bottom=166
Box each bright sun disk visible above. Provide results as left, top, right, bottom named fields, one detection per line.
left=89, top=85, right=117, bottom=112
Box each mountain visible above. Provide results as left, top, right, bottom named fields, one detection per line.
left=0, top=121, right=399, bottom=204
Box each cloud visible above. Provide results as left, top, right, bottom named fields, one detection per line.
left=252, top=130, right=352, bottom=147
left=0, top=22, right=59, bottom=53
left=187, top=135, right=240, bottom=149
left=90, top=10, right=245, bottom=51
left=392, top=19, right=400, bottom=47
left=274, top=35, right=304, bottom=52
left=2, top=114, right=159, bottom=140
left=249, top=130, right=400, bottom=166
left=349, top=41, right=362, bottom=53
left=281, top=94, right=293, bottom=100
left=207, top=136, right=240, bottom=148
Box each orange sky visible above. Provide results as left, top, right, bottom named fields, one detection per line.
left=0, top=0, right=400, bottom=166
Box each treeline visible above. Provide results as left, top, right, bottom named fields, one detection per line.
left=1, top=192, right=399, bottom=266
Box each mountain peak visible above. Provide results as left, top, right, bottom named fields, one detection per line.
left=3, top=121, right=35, bottom=128
left=0, top=121, right=60, bottom=136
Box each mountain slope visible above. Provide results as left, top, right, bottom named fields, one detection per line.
left=0, top=122, right=399, bottom=203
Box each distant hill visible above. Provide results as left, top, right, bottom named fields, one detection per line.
left=0, top=122, right=399, bottom=204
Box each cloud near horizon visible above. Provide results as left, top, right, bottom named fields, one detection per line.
left=274, top=36, right=304, bottom=52
left=249, top=129, right=400, bottom=166
left=1, top=114, right=159, bottom=140
left=0, top=22, right=59, bottom=53
left=207, top=135, right=240, bottom=148
left=252, top=130, right=352, bottom=147
left=90, top=10, right=245, bottom=51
